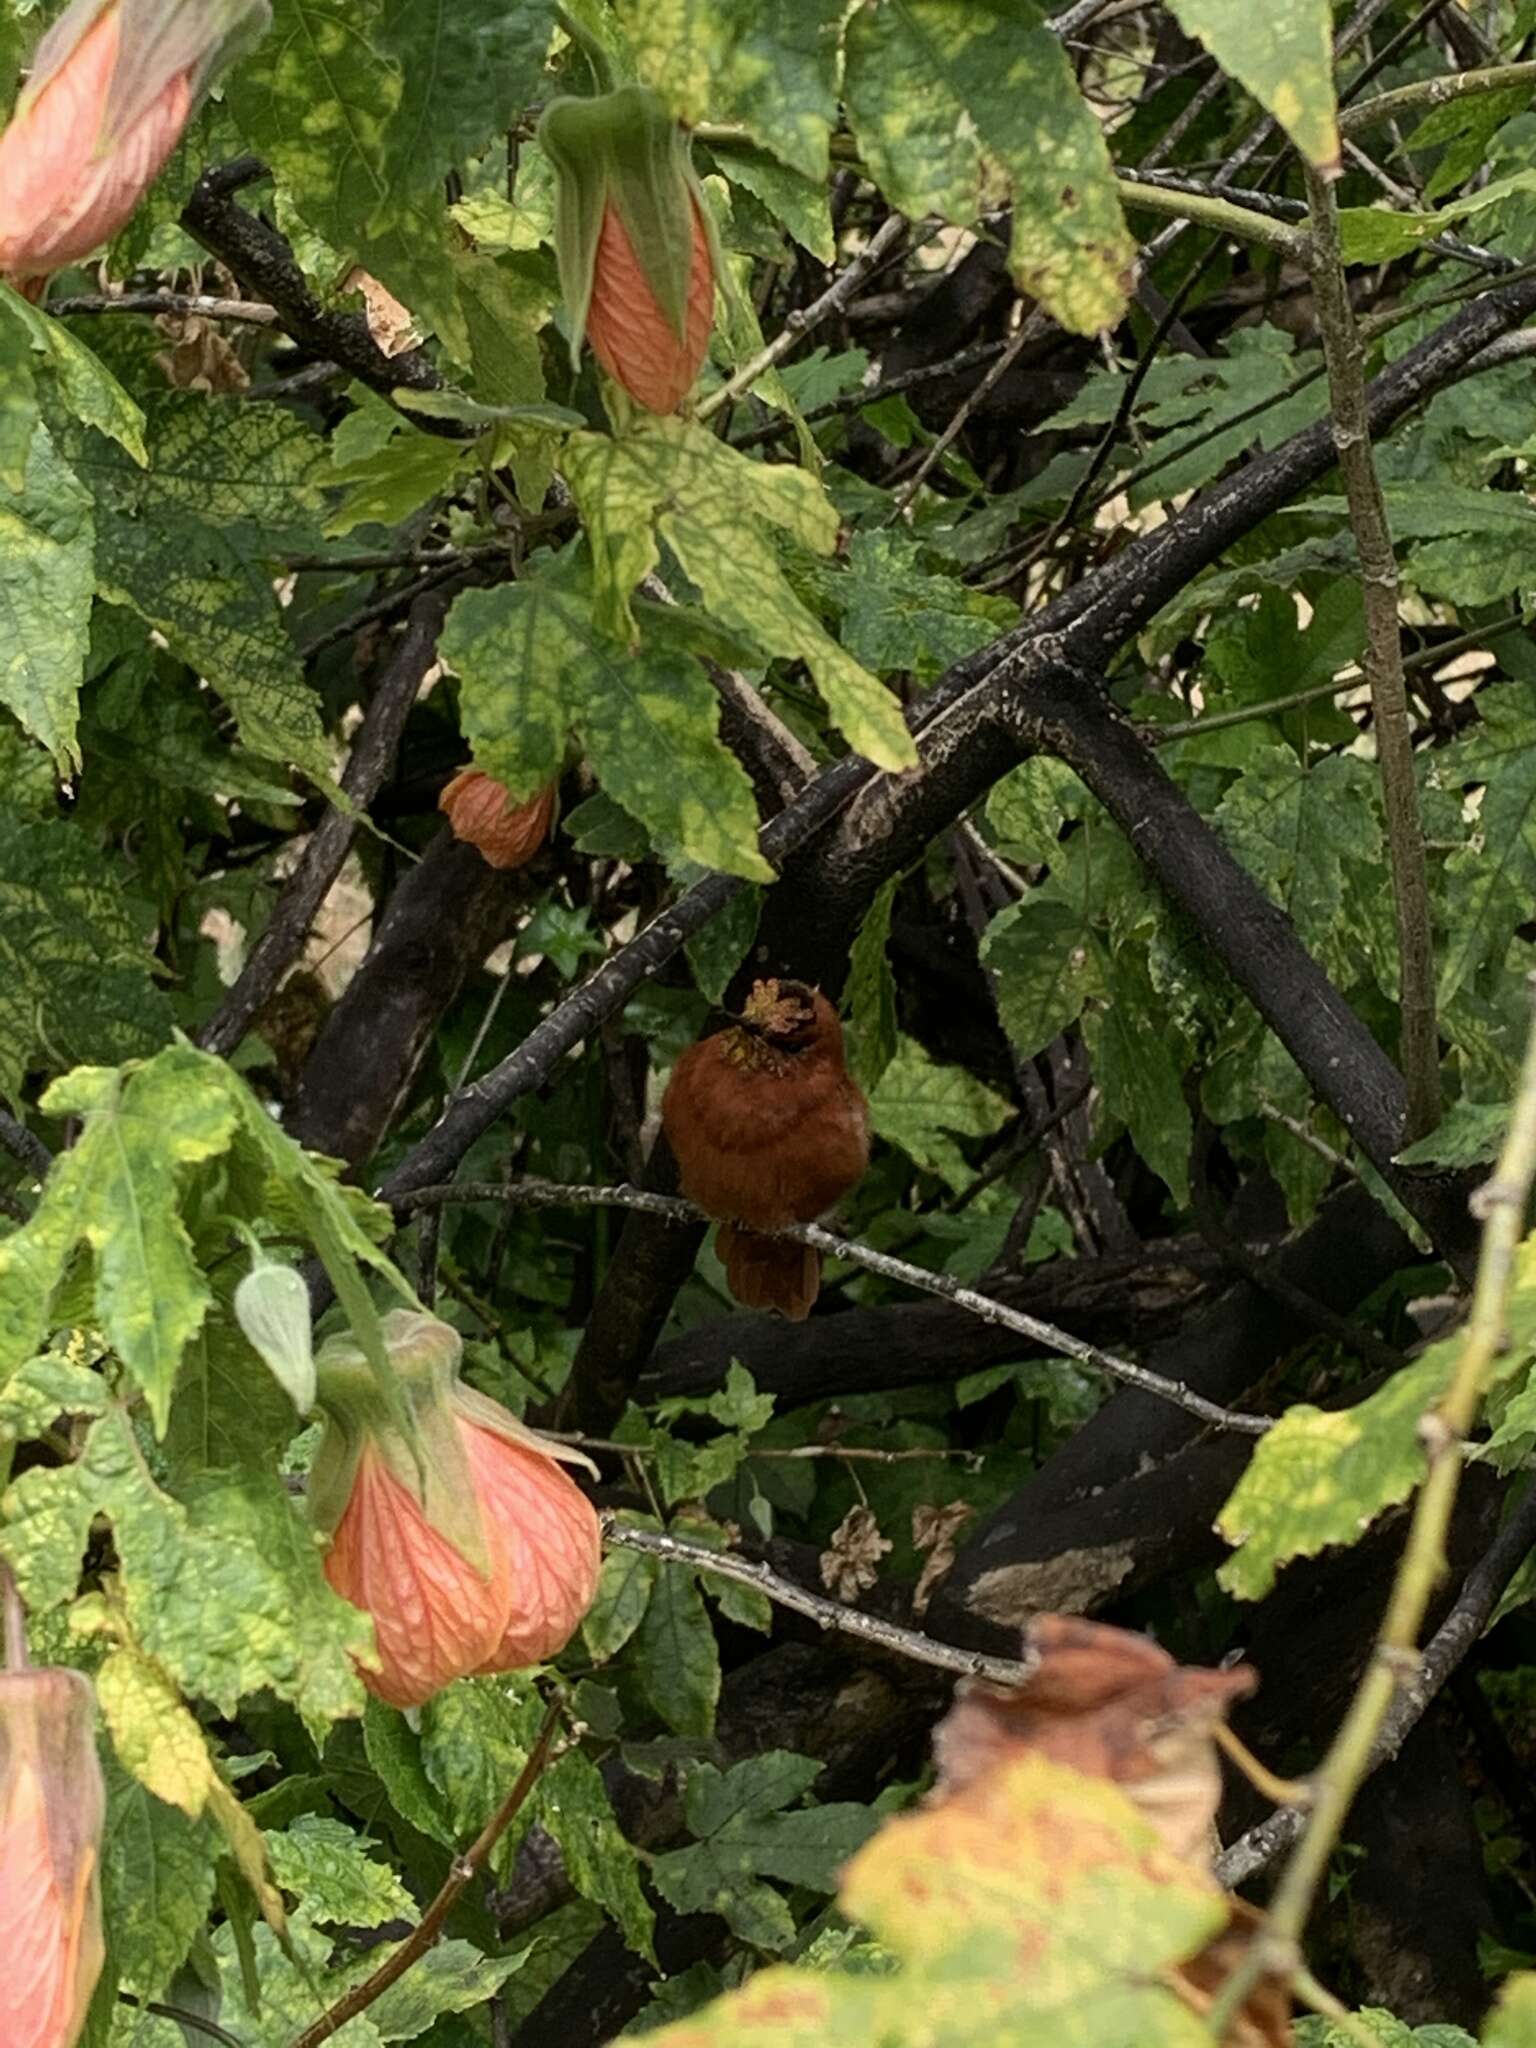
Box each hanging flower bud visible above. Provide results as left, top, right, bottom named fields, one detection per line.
left=0, top=1666, right=106, bottom=2048
left=539, top=83, right=716, bottom=414
left=309, top=1311, right=599, bottom=1709
left=0, top=0, right=270, bottom=288
left=234, top=1256, right=315, bottom=1415
left=439, top=769, right=557, bottom=872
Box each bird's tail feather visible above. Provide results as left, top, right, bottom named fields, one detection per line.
left=717, top=1223, right=819, bottom=1321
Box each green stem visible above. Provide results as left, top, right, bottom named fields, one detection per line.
left=1304, top=161, right=1440, bottom=1140
left=1147, top=611, right=1527, bottom=745
left=0, top=1558, right=26, bottom=1672
left=1210, top=980, right=1536, bottom=2036
left=1115, top=177, right=1311, bottom=260
left=1339, top=61, right=1536, bottom=137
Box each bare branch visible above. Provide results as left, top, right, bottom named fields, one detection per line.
left=396, top=1175, right=1273, bottom=1434
left=602, top=1515, right=1030, bottom=1685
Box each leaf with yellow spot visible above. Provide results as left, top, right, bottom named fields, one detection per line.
left=1164, top=0, right=1338, bottom=171
left=1216, top=1346, right=1453, bottom=1600
left=562, top=419, right=916, bottom=773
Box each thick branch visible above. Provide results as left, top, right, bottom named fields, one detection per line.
left=199, top=589, right=450, bottom=1060
left=180, top=158, right=446, bottom=410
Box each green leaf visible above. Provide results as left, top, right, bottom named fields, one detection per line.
left=840, top=532, right=1009, bottom=682
left=845, top=875, right=899, bottom=1094
left=228, top=0, right=401, bottom=253
left=635, top=1560, right=721, bottom=1735
left=100, top=1755, right=219, bottom=2001
left=1433, top=686, right=1536, bottom=1006
left=265, top=1815, right=415, bottom=1928
left=19, top=1412, right=373, bottom=1723
left=984, top=892, right=1100, bottom=1063
left=582, top=1540, right=658, bottom=1662
left=375, top=0, right=554, bottom=209
left=562, top=418, right=916, bottom=771
left=0, top=1051, right=237, bottom=1428
left=651, top=1751, right=876, bottom=1952
left=441, top=556, right=773, bottom=882
left=0, top=816, right=175, bottom=1099
left=714, top=146, right=834, bottom=261
left=869, top=1036, right=1011, bottom=1191
left=0, top=422, right=94, bottom=766
left=536, top=1744, right=657, bottom=1963
left=1395, top=1099, right=1509, bottom=1170
left=1164, top=0, right=1337, bottom=169
left=1215, top=747, right=1383, bottom=985
left=1486, top=1974, right=1536, bottom=2046
left=843, top=0, right=1133, bottom=338
left=614, top=0, right=842, bottom=180
left=0, top=286, right=147, bottom=465
left=1083, top=961, right=1192, bottom=1206
left=1216, top=1347, right=1452, bottom=1599
left=61, top=401, right=333, bottom=782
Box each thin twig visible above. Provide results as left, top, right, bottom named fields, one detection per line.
left=1304, top=160, right=1440, bottom=1142
left=1116, top=176, right=1312, bottom=259
left=287, top=1693, right=566, bottom=2048
left=696, top=212, right=909, bottom=422
left=1340, top=60, right=1536, bottom=136
left=49, top=291, right=279, bottom=325
left=551, top=1429, right=979, bottom=1468
left=396, top=1177, right=1272, bottom=1436
left=199, top=588, right=451, bottom=1059
left=1211, top=980, right=1536, bottom=2023
left=888, top=315, right=1042, bottom=519
left=602, top=1515, right=1030, bottom=1684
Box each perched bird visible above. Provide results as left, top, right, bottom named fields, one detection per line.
left=662, top=977, right=869, bottom=1321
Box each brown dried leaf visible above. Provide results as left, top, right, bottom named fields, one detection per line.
left=154, top=313, right=249, bottom=393
left=932, top=1613, right=1256, bottom=1866
left=344, top=265, right=418, bottom=358
left=911, top=1500, right=972, bottom=1616
left=819, top=1504, right=891, bottom=1602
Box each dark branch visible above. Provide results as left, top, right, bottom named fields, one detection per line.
left=180, top=158, right=447, bottom=410
left=199, top=589, right=451, bottom=1060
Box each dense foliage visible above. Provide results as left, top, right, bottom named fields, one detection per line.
left=15, top=0, right=1536, bottom=2042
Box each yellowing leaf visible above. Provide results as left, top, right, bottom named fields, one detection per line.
left=1216, top=1347, right=1453, bottom=1600
left=1164, top=0, right=1338, bottom=170
left=843, top=0, right=1133, bottom=337
left=562, top=419, right=917, bottom=772
left=96, top=1648, right=216, bottom=1818
left=441, top=559, right=773, bottom=882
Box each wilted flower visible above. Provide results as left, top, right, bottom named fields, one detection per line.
left=309, top=1311, right=600, bottom=1709
left=540, top=83, right=716, bottom=414
left=0, top=0, right=270, bottom=288
left=0, top=1665, right=106, bottom=2048
left=439, top=769, right=556, bottom=872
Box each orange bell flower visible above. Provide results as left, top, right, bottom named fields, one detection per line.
left=0, top=1664, right=106, bottom=2048
left=310, top=1312, right=599, bottom=1709
left=0, top=0, right=269, bottom=288
left=439, top=769, right=557, bottom=872
left=584, top=195, right=715, bottom=416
